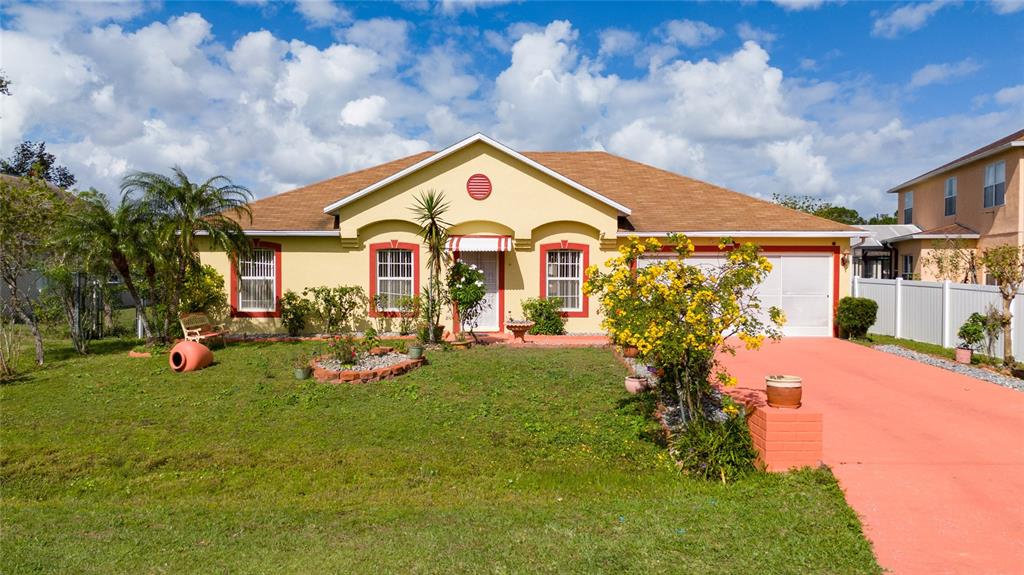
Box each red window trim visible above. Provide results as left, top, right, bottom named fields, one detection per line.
left=369, top=241, right=420, bottom=318
left=539, top=241, right=590, bottom=318
left=451, top=250, right=506, bottom=334
left=230, top=240, right=282, bottom=318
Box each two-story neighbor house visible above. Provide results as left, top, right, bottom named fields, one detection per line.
left=886, top=128, right=1024, bottom=282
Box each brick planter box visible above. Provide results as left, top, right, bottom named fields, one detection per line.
left=310, top=355, right=425, bottom=384
left=744, top=402, right=823, bottom=472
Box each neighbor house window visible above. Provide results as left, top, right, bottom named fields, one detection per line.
left=903, top=191, right=914, bottom=224
left=902, top=255, right=914, bottom=280
left=984, top=161, right=1006, bottom=208
left=944, top=177, right=957, bottom=216
left=376, top=249, right=414, bottom=311
left=546, top=250, right=583, bottom=311
left=238, top=248, right=277, bottom=312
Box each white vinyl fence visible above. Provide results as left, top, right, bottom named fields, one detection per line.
left=853, top=277, right=1024, bottom=360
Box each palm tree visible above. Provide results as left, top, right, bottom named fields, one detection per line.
left=63, top=191, right=156, bottom=341
left=121, top=167, right=252, bottom=338
left=410, top=189, right=451, bottom=343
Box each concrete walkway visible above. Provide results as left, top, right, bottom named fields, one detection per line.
left=723, top=338, right=1024, bottom=575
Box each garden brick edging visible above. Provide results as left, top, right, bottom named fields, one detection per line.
left=311, top=355, right=426, bottom=385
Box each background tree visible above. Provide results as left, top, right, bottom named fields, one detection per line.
left=410, top=189, right=451, bottom=343
left=121, top=167, right=252, bottom=339
left=0, top=70, right=11, bottom=96
left=866, top=212, right=899, bottom=225
left=1, top=141, right=76, bottom=189
left=772, top=193, right=867, bottom=225
left=979, top=245, right=1024, bottom=365
left=922, top=238, right=979, bottom=283
left=0, top=176, right=67, bottom=364
left=62, top=191, right=156, bottom=340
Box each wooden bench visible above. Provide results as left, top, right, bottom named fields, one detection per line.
left=179, top=312, right=229, bottom=348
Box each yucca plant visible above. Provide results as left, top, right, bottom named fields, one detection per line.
left=410, top=189, right=451, bottom=344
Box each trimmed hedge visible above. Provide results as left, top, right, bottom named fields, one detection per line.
left=836, top=297, right=878, bottom=339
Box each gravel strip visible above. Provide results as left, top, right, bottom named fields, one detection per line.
left=316, top=352, right=408, bottom=372
left=874, top=345, right=1024, bottom=392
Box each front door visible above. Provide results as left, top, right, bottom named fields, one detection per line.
left=459, top=251, right=500, bottom=332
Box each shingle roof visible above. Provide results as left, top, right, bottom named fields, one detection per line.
left=231, top=150, right=857, bottom=234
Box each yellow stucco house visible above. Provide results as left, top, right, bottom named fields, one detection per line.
left=199, top=134, right=862, bottom=337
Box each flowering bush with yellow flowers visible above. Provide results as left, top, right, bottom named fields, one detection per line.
left=584, top=234, right=784, bottom=424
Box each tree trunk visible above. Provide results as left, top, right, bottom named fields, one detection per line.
left=112, top=253, right=152, bottom=341
left=1003, top=296, right=1014, bottom=366
left=10, top=300, right=43, bottom=365
left=2, top=276, right=44, bottom=365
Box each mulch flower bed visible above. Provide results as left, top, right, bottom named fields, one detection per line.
left=310, top=346, right=426, bottom=384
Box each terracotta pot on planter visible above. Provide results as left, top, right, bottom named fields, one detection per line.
left=955, top=347, right=973, bottom=364
left=168, top=341, right=213, bottom=373
left=765, top=375, right=802, bottom=409
left=622, top=346, right=639, bottom=358
left=625, top=375, right=649, bottom=395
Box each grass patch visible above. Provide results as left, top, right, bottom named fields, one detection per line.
left=859, top=333, right=1002, bottom=366
left=1, top=340, right=880, bottom=574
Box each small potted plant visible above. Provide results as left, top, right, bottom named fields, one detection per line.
left=624, top=374, right=649, bottom=394
left=956, top=313, right=986, bottom=364
left=408, top=336, right=425, bottom=360
left=765, top=374, right=802, bottom=408
left=293, top=352, right=312, bottom=380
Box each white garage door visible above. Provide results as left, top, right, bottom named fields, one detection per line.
left=638, top=253, right=833, bottom=337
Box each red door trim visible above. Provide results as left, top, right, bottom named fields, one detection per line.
left=452, top=250, right=505, bottom=334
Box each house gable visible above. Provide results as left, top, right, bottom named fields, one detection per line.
left=332, top=138, right=623, bottom=248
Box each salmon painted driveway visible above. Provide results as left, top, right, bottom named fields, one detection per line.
left=723, top=338, right=1024, bottom=575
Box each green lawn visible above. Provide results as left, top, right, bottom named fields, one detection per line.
left=1, top=339, right=880, bottom=574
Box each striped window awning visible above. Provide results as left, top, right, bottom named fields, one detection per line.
left=445, top=235, right=514, bottom=252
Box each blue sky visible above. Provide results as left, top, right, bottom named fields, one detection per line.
left=2, top=0, right=1022, bottom=216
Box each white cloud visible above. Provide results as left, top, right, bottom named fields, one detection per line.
left=340, top=95, right=389, bottom=127
left=2, top=8, right=1017, bottom=220
left=294, top=0, right=352, bottom=27
left=762, top=135, right=835, bottom=194
left=991, top=0, right=1024, bottom=14
left=909, top=58, right=981, bottom=88
left=772, top=0, right=826, bottom=11
left=736, top=22, right=778, bottom=46
left=607, top=119, right=707, bottom=179
left=598, top=28, right=639, bottom=58
left=872, top=1, right=951, bottom=38
left=662, top=19, right=723, bottom=48
left=493, top=20, right=618, bottom=149
left=994, top=84, right=1024, bottom=105
left=438, top=0, right=514, bottom=14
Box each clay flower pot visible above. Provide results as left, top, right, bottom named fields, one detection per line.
left=765, top=375, right=802, bottom=409
left=625, top=375, right=649, bottom=395
left=955, top=347, right=972, bottom=364
left=622, top=346, right=639, bottom=358
left=168, top=341, right=213, bottom=373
